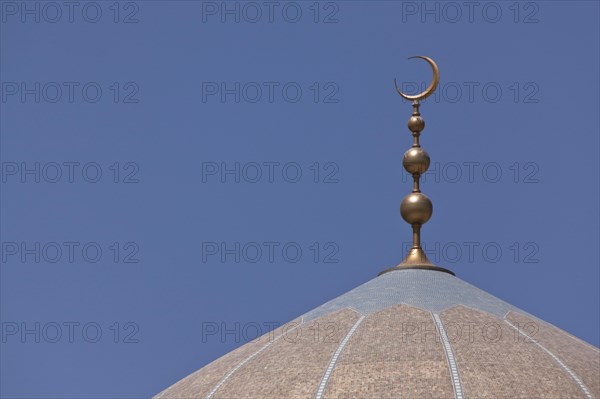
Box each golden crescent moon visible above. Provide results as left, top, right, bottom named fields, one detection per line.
left=394, top=56, right=440, bottom=101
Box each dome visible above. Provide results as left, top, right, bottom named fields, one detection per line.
left=154, top=269, right=600, bottom=399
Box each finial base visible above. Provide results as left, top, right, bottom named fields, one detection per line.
left=378, top=247, right=455, bottom=276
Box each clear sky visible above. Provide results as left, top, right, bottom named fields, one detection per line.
left=1, top=1, right=599, bottom=397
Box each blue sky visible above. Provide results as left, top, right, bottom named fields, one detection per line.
left=1, top=1, right=599, bottom=397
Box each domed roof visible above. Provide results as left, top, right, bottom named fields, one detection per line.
left=154, top=269, right=599, bottom=399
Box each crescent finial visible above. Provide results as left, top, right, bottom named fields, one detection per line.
left=394, top=56, right=440, bottom=101
left=379, top=55, right=454, bottom=276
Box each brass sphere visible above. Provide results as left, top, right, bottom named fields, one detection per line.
left=403, top=147, right=430, bottom=174
left=408, top=115, right=425, bottom=133
left=400, top=193, right=433, bottom=225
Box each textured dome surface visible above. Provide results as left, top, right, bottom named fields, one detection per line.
left=155, top=270, right=600, bottom=399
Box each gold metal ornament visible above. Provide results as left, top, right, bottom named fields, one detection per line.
left=379, top=56, right=454, bottom=276
left=394, top=56, right=440, bottom=102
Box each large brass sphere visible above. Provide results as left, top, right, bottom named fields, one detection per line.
left=403, top=147, right=430, bottom=174
left=400, top=193, right=433, bottom=225
left=408, top=115, right=425, bottom=133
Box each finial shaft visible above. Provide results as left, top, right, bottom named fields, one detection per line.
left=379, top=56, right=454, bottom=276
left=412, top=224, right=421, bottom=248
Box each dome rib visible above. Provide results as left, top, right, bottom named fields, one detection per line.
left=204, top=317, right=305, bottom=399
left=432, top=313, right=464, bottom=399
left=504, top=318, right=593, bottom=399
left=314, top=314, right=366, bottom=399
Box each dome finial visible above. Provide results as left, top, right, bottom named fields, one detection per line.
left=380, top=56, right=454, bottom=276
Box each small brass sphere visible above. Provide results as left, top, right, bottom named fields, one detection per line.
left=408, top=115, right=425, bottom=133
left=400, top=193, right=433, bottom=225
left=403, top=147, right=430, bottom=174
